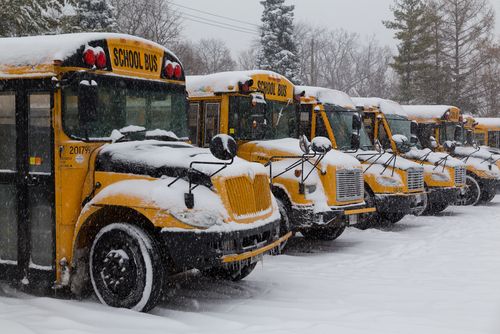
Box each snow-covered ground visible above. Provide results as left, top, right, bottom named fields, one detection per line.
left=2, top=199, right=500, bottom=334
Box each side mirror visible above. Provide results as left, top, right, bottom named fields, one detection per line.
left=375, top=139, right=382, bottom=152
left=351, top=133, right=360, bottom=150
left=352, top=113, right=362, bottom=131
left=210, top=134, right=237, bottom=160
left=392, top=134, right=411, bottom=153
left=78, top=80, right=98, bottom=124
left=443, top=140, right=456, bottom=154
left=430, top=136, right=438, bottom=149
left=299, top=134, right=311, bottom=154
left=311, top=136, right=332, bottom=154
left=410, top=120, right=419, bottom=136
left=410, top=135, right=419, bottom=145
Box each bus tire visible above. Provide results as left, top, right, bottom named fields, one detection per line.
left=275, top=198, right=291, bottom=253
left=425, top=201, right=449, bottom=215
left=90, top=223, right=165, bottom=312
left=380, top=211, right=406, bottom=225
left=354, top=187, right=380, bottom=230
left=456, top=175, right=481, bottom=206
left=479, top=187, right=496, bottom=203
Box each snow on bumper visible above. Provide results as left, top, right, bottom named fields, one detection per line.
left=374, top=192, right=426, bottom=214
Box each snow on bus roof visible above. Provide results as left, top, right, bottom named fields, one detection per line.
left=475, top=117, right=500, bottom=128
left=401, top=105, right=458, bottom=120
left=0, top=33, right=178, bottom=67
left=352, top=97, right=407, bottom=116
left=186, top=70, right=284, bottom=97
left=295, top=86, right=355, bottom=109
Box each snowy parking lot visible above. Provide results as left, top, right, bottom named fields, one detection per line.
left=2, top=199, right=500, bottom=334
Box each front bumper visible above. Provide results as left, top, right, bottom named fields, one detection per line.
left=374, top=192, right=426, bottom=214
left=427, top=187, right=460, bottom=205
left=290, top=203, right=375, bottom=230
left=161, top=218, right=286, bottom=271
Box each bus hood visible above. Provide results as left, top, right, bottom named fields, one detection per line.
left=403, top=148, right=465, bottom=168
left=454, top=146, right=500, bottom=163
left=352, top=150, right=423, bottom=171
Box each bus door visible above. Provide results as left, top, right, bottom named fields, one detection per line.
left=188, top=101, right=220, bottom=147
left=0, top=82, right=55, bottom=288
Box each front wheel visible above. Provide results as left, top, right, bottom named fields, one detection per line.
left=354, top=187, right=380, bottom=230
left=479, top=187, right=496, bottom=203
left=90, top=223, right=165, bottom=312
left=275, top=198, right=292, bottom=252
left=380, top=211, right=406, bottom=225
left=455, top=175, right=481, bottom=206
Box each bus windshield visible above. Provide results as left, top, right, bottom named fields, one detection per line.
left=440, top=122, right=462, bottom=145
left=324, top=107, right=373, bottom=150
left=228, top=95, right=297, bottom=141
left=385, top=114, right=421, bottom=148
left=62, top=74, right=188, bottom=140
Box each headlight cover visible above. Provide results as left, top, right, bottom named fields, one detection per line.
left=376, top=175, right=403, bottom=187
left=430, top=172, right=450, bottom=182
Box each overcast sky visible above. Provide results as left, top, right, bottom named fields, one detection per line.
left=175, top=0, right=500, bottom=56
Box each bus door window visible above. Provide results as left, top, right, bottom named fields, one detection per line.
left=28, top=93, right=54, bottom=267
left=378, top=119, right=391, bottom=150
left=489, top=131, right=499, bottom=148
left=204, top=103, right=220, bottom=147
left=362, top=114, right=376, bottom=142
left=0, top=93, right=17, bottom=262
left=315, top=112, right=329, bottom=138
left=188, top=103, right=200, bottom=146
left=475, top=132, right=485, bottom=146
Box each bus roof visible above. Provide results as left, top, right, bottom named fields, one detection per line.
left=475, top=117, right=500, bottom=129
left=187, top=70, right=293, bottom=99
left=352, top=97, right=406, bottom=116
left=401, top=105, right=460, bottom=121
left=295, top=86, right=355, bottom=109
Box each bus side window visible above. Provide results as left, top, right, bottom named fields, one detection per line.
left=188, top=103, right=200, bottom=146
left=204, top=103, right=220, bottom=147
left=0, top=93, right=16, bottom=171
left=29, top=94, right=51, bottom=174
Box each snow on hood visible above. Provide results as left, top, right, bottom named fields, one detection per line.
left=403, top=148, right=465, bottom=168
left=98, top=140, right=267, bottom=178
left=401, top=105, right=457, bottom=120
left=88, top=177, right=279, bottom=230
left=251, top=138, right=362, bottom=169
left=0, top=33, right=179, bottom=67
left=352, top=150, right=423, bottom=171
left=352, top=97, right=406, bottom=116
left=296, top=86, right=355, bottom=109
left=475, top=117, right=500, bottom=128
left=186, top=70, right=282, bottom=97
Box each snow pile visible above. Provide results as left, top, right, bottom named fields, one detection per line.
left=404, top=147, right=465, bottom=168
left=296, top=86, right=355, bottom=109
left=353, top=150, right=421, bottom=171
left=98, top=140, right=267, bottom=178
left=186, top=70, right=286, bottom=97
left=475, top=118, right=500, bottom=128
left=352, top=97, right=406, bottom=116
left=402, top=105, right=458, bottom=120
left=0, top=33, right=179, bottom=67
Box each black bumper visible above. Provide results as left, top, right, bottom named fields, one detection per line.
left=160, top=218, right=280, bottom=272
left=428, top=187, right=460, bottom=205
left=289, top=203, right=368, bottom=230
left=374, top=193, right=424, bottom=213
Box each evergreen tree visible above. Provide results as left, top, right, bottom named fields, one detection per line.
left=73, top=0, right=117, bottom=32
left=256, top=0, right=301, bottom=84
left=0, top=0, right=57, bottom=36
left=384, top=0, right=433, bottom=103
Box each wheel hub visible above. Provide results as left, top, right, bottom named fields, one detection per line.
left=101, top=249, right=131, bottom=293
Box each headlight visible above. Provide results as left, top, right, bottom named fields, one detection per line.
left=171, top=210, right=224, bottom=228
left=376, top=175, right=402, bottom=187
left=430, top=172, right=450, bottom=182
left=305, top=184, right=317, bottom=194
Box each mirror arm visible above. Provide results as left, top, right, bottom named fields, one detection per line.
left=302, top=153, right=326, bottom=183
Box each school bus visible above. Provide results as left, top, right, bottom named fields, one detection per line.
left=0, top=33, right=289, bottom=312
left=352, top=97, right=465, bottom=214
left=295, top=87, right=426, bottom=227
left=402, top=105, right=500, bottom=205
left=187, top=71, right=375, bottom=243
left=474, top=117, right=500, bottom=149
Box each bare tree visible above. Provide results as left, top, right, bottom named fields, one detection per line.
left=237, top=47, right=259, bottom=70
left=111, top=0, right=181, bottom=46
left=171, top=41, right=204, bottom=75
left=195, top=38, right=236, bottom=74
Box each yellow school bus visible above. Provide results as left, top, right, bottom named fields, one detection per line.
left=187, top=71, right=374, bottom=243
left=0, top=33, right=289, bottom=312
left=474, top=117, right=500, bottom=149
left=352, top=97, right=465, bottom=214
left=295, top=87, right=427, bottom=228
left=402, top=105, right=500, bottom=205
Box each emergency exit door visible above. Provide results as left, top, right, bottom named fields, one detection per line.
left=188, top=102, right=220, bottom=147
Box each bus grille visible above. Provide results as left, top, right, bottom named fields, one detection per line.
left=454, top=166, right=466, bottom=186
left=407, top=168, right=424, bottom=191
left=336, top=169, right=364, bottom=202
left=225, top=175, right=271, bottom=217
